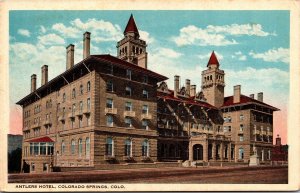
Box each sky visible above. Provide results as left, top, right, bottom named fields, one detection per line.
left=9, top=11, right=289, bottom=144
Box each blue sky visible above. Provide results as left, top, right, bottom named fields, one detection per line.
left=9, top=10, right=290, bottom=140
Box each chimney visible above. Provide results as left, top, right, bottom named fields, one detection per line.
left=31, top=74, right=37, bottom=92
left=174, top=75, right=180, bottom=97
left=138, top=52, right=148, bottom=69
left=185, top=79, right=191, bottom=96
left=233, top=85, right=241, bottom=103
left=249, top=94, right=254, bottom=99
left=41, top=65, right=48, bottom=86
left=276, top=135, right=281, bottom=146
left=66, top=44, right=75, bottom=70
left=190, top=85, right=196, bottom=97
left=83, top=32, right=91, bottom=59
left=257, top=92, right=263, bottom=102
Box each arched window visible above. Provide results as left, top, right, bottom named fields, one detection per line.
left=238, top=148, right=244, bottom=159
left=78, top=138, right=82, bottom=156
left=142, top=139, right=149, bottom=157
left=61, top=140, right=65, bottom=154
left=210, top=75, right=212, bottom=80
left=132, top=46, right=135, bottom=53
left=80, top=85, right=83, bottom=95
left=85, top=137, right=90, bottom=157
left=87, top=81, right=91, bottom=92
left=72, top=88, right=76, bottom=99
left=71, top=139, right=76, bottom=154
left=105, top=137, right=114, bottom=156
left=124, top=139, right=132, bottom=157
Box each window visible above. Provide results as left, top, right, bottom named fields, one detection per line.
left=142, top=120, right=148, bottom=130
left=72, top=104, right=76, bottom=115
left=124, top=139, right=132, bottom=156
left=87, top=116, right=91, bottom=126
left=142, top=139, right=149, bottom=157
left=31, top=163, right=35, bottom=172
left=239, top=136, right=244, bottom=141
left=79, top=101, right=83, bottom=113
left=126, top=69, right=132, bottom=79
left=125, top=117, right=132, bottom=128
left=78, top=139, right=82, bottom=156
left=43, top=163, right=47, bottom=172
left=79, top=117, right=83, bottom=128
left=105, top=137, right=113, bottom=156
left=61, top=140, right=65, bottom=155
left=85, top=137, right=90, bottom=157
left=71, top=139, right=75, bottom=154
left=63, top=93, right=66, bottom=102
left=106, top=80, right=113, bottom=92
left=72, top=88, right=76, bottom=99
left=62, top=107, right=65, bottom=117
left=238, top=148, right=244, bottom=159
left=125, top=86, right=131, bottom=96
left=40, top=143, right=46, bottom=155
left=80, top=85, right=83, bottom=95
left=142, top=90, right=148, bottom=99
left=87, top=98, right=91, bottom=111
left=240, top=114, right=244, bottom=121
left=228, top=126, right=231, bottom=132
left=125, top=102, right=132, bottom=111
left=228, top=116, right=232, bottom=122
left=143, top=76, right=148, bottom=83
left=87, top=81, right=91, bottom=92
left=107, top=115, right=113, bottom=127
left=240, top=124, right=244, bottom=131
left=106, top=98, right=113, bottom=108
left=142, top=105, right=148, bottom=114
left=108, top=65, right=113, bottom=74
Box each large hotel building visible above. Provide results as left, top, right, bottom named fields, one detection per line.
left=17, top=15, right=279, bottom=173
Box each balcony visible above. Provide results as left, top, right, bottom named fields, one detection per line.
left=31, top=122, right=41, bottom=129
left=68, top=112, right=75, bottom=119
left=123, top=156, right=133, bottom=161
left=83, top=108, right=91, bottom=115
left=238, top=130, right=244, bottom=134
left=141, top=113, right=152, bottom=120
left=58, top=115, right=65, bottom=122
left=43, top=120, right=52, bottom=126
left=23, top=127, right=29, bottom=131
left=124, top=111, right=136, bottom=117
left=253, top=130, right=260, bottom=135
left=141, top=156, right=150, bottom=161
left=75, top=110, right=83, bottom=117
left=267, top=131, right=273, bottom=136
left=216, top=131, right=225, bottom=136
left=104, top=155, right=115, bottom=161
left=261, top=131, right=267, bottom=135
left=105, top=107, right=118, bottom=115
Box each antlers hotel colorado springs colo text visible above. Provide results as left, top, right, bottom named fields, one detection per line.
left=17, top=15, right=278, bottom=173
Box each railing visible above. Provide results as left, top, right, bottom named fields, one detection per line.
left=141, top=113, right=152, bottom=120
left=75, top=110, right=83, bottom=117
left=124, top=111, right=136, bottom=117
left=253, top=130, right=260, bottom=135
left=68, top=112, right=75, bottom=119
left=43, top=120, right=51, bottom=126
left=31, top=122, right=41, bottom=129
left=83, top=108, right=91, bottom=115
left=105, top=108, right=118, bottom=115
left=261, top=131, right=267, bottom=135
left=267, top=131, right=273, bottom=136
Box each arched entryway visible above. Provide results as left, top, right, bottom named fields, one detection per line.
left=193, top=144, right=203, bottom=160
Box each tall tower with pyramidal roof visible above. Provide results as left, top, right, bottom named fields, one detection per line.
left=201, top=51, right=225, bottom=107
left=117, top=14, right=148, bottom=68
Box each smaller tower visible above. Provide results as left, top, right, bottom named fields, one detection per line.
left=201, top=51, right=225, bottom=107
left=117, top=14, right=148, bottom=68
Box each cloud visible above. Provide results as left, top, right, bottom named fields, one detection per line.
left=206, top=23, right=275, bottom=36
left=173, top=25, right=238, bottom=46
left=173, top=23, right=274, bottom=47
left=198, top=51, right=223, bottom=61
left=17, top=29, right=30, bottom=37
left=249, top=47, right=289, bottom=63
left=139, top=30, right=155, bottom=44
left=39, top=25, right=46, bottom=34
left=52, top=23, right=80, bottom=38
left=37, top=33, right=65, bottom=45
left=231, top=51, right=247, bottom=61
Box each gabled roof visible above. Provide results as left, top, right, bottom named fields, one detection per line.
left=207, top=51, right=220, bottom=67
left=222, top=94, right=279, bottom=110
left=92, top=54, right=167, bottom=81
left=28, top=136, right=54, bottom=143
left=124, top=14, right=139, bottom=36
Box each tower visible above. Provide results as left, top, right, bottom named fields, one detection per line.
left=201, top=51, right=225, bottom=107
left=117, top=14, right=148, bottom=68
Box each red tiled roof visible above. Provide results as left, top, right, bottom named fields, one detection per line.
left=28, top=136, right=54, bottom=143
left=157, top=90, right=217, bottom=109
left=222, top=94, right=279, bottom=110
left=92, top=54, right=168, bottom=81
left=124, top=14, right=139, bottom=36
left=207, top=51, right=220, bottom=67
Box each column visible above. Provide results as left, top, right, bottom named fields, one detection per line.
left=229, top=143, right=232, bottom=162
left=220, top=143, right=224, bottom=161
left=188, top=140, right=193, bottom=161
left=203, top=140, right=208, bottom=162
left=212, top=142, right=216, bottom=161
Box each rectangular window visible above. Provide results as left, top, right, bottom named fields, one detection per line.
left=240, top=124, right=244, bottom=131
left=143, top=90, right=148, bottom=98
left=142, top=120, right=148, bottom=130
left=79, top=117, right=82, bottom=128
left=240, top=114, right=244, bottom=121
left=125, top=102, right=132, bottom=111
left=143, top=75, right=148, bottom=83
left=79, top=101, right=83, bottom=113
left=142, top=105, right=148, bottom=114
left=87, top=98, right=91, bottom=111
left=240, top=136, right=244, bottom=141
left=106, top=80, right=113, bottom=92
left=106, top=98, right=113, bottom=108
left=106, top=115, right=113, bottom=127
left=125, top=117, right=132, bottom=127
left=72, top=104, right=76, bottom=115
left=125, top=87, right=131, bottom=96
left=126, top=69, right=132, bottom=79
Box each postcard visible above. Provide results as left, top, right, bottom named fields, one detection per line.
left=1, top=0, right=299, bottom=192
